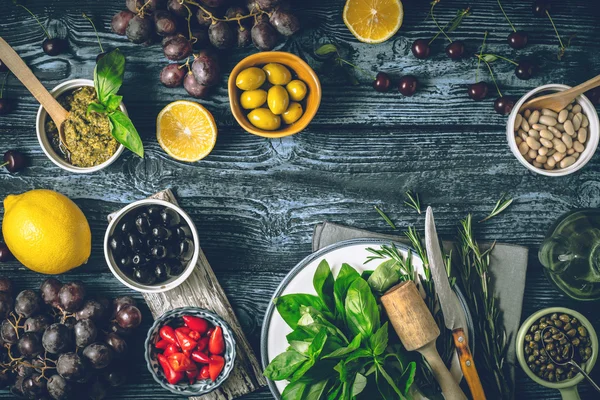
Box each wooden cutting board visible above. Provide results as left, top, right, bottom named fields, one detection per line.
left=109, top=189, right=266, bottom=400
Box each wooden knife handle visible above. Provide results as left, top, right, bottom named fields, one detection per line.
left=453, top=328, right=486, bottom=400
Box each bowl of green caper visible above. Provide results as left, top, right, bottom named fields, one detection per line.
left=517, top=307, right=597, bottom=398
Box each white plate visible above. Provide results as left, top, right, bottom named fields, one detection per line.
left=260, top=238, right=474, bottom=399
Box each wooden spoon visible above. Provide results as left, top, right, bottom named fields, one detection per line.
left=382, top=281, right=467, bottom=400
left=0, top=37, right=69, bottom=144
left=520, top=74, right=600, bottom=112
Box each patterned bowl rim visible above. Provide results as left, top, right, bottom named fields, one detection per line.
left=144, top=307, right=237, bottom=395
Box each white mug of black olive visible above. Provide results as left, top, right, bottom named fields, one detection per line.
left=36, top=79, right=126, bottom=174
left=104, top=199, right=199, bottom=293
left=516, top=307, right=598, bottom=399
left=506, top=84, right=599, bottom=177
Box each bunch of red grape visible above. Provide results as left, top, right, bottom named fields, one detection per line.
left=0, top=277, right=143, bottom=399
left=111, top=0, right=300, bottom=98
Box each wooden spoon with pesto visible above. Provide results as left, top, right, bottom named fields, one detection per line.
left=0, top=37, right=69, bottom=144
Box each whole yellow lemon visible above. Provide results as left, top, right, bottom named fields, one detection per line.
left=2, top=189, right=91, bottom=274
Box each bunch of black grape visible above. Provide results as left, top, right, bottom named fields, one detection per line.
left=111, top=0, right=300, bottom=98
left=0, top=277, right=143, bottom=399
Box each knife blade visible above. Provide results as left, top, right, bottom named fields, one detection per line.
left=425, top=206, right=486, bottom=400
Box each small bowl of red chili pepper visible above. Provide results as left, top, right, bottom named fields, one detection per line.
left=144, top=307, right=237, bottom=395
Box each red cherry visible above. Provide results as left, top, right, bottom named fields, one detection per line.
left=0, top=243, right=12, bottom=262
left=0, top=99, right=12, bottom=115
left=42, top=38, right=68, bottom=56
left=532, top=0, right=551, bottom=17
left=515, top=60, right=537, bottom=80
left=508, top=31, right=529, bottom=49
left=494, top=96, right=516, bottom=115
left=2, top=150, right=26, bottom=173
left=373, top=72, right=391, bottom=93
left=445, top=41, right=465, bottom=60
left=468, top=82, right=488, bottom=101
left=411, top=39, right=430, bottom=59
left=398, top=76, right=418, bottom=96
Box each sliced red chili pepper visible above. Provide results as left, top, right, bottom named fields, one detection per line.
left=175, top=326, right=191, bottom=335
left=208, top=326, right=225, bottom=355
left=183, top=349, right=191, bottom=359
left=191, top=351, right=210, bottom=364
left=168, top=353, right=195, bottom=372
left=206, top=327, right=214, bottom=337
left=157, top=353, right=184, bottom=385
left=198, top=365, right=210, bottom=380
left=159, top=326, right=180, bottom=347
left=175, top=330, right=197, bottom=352
left=188, top=330, right=201, bottom=341
left=196, top=337, right=209, bottom=352
left=155, top=339, right=169, bottom=350
left=164, top=343, right=179, bottom=357
left=186, top=365, right=198, bottom=384
left=183, top=315, right=209, bottom=334
left=209, top=355, right=225, bottom=382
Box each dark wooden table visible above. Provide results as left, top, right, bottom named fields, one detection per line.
left=1, top=0, right=600, bottom=399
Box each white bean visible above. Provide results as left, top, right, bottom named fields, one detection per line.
left=521, top=119, right=530, bottom=132
left=582, top=114, right=589, bottom=128
left=552, top=139, right=567, bottom=153
left=532, top=124, right=547, bottom=131
left=555, top=123, right=564, bottom=131
left=544, top=162, right=555, bottom=170
left=516, top=136, right=523, bottom=145
left=558, top=109, right=568, bottom=123
left=562, top=134, right=573, bottom=149
left=524, top=109, right=532, bottom=119
left=540, top=130, right=553, bottom=140
left=538, top=146, right=549, bottom=156
left=547, top=157, right=557, bottom=168
left=539, top=116, right=557, bottom=126
left=574, top=141, right=585, bottom=152
left=536, top=155, right=547, bottom=163
left=567, top=148, right=575, bottom=155
left=518, top=141, right=529, bottom=155
left=529, top=129, right=540, bottom=139
left=567, top=104, right=573, bottom=111
left=553, top=152, right=566, bottom=162
left=578, top=128, right=587, bottom=144
left=574, top=152, right=580, bottom=159
left=526, top=137, right=542, bottom=150
left=519, top=130, right=528, bottom=141
left=514, top=114, right=523, bottom=132
left=563, top=120, right=575, bottom=136
left=560, top=156, right=576, bottom=169
left=542, top=109, right=558, bottom=118
left=573, top=113, right=582, bottom=131
left=533, top=161, right=543, bottom=168
left=572, top=104, right=582, bottom=114
left=528, top=110, right=540, bottom=125
left=548, top=126, right=561, bottom=136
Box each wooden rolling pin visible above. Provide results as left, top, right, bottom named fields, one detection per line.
left=381, top=281, right=467, bottom=400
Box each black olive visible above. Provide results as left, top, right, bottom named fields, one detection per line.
left=168, top=260, right=185, bottom=276
left=132, top=254, right=150, bottom=268
left=154, top=262, right=171, bottom=281
left=146, top=238, right=157, bottom=249
left=118, top=255, right=133, bottom=269
left=152, top=226, right=172, bottom=241
left=175, top=226, right=191, bottom=240
left=147, top=206, right=162, bottom=222
left=119, top=219, right=135, bottom=234
left=178, top=239, right=194, bottom=261
left=127, top=233, right=144, bottom=253
left=135, top=216, right=151, bottom=236
left=160, top=208, right=181, bottom=227
left=133, top=267, right=156, bottom=285
left=151, top=245, right=168, bottom=259
left=109, top=236, right=126, bottom=256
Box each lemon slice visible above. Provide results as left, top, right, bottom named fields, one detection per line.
left=156, top=100, right=217, bottom=162
left=343, top=0, right=404, bottom=44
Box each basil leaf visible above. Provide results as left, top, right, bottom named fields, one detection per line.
left=345, top=278, right=380, bottom=338
left=376, top=364, right=406, bottom=400
left=105, top=94, right=123, bottom=113
left=397, top=361, right=416, bottom=395
left=322, top=333, right=361, bottom=359
left=369, top=322, right=389, bottom=356
left=333, top=263, right=360, bottom=320
left=313, top=260, right=335, bottom=313
left=368, top=259, right=401, bottom=294
left=281, top=379, right=307, bottom=400
left=87, top=102, right=106, bottom=116
left=351, top=373, right=367, bottom=397
left=315, top=44, right=338, bottom=56
left=94, top=48, right=125, bottom=104
left=108, top=110, right=144, bottom=158
left=289, top=340, right=310, bottom=355
left=344, top=348, right=372, bottom=363
left=308, top=329, right=328, bottom=358
left=304, top=379, right=329, bottom=400
left=263, top=350, right=307, bottom=381
left=326, top=382, right=343, bottom=400
left=275, top=294, right=324, bottom=329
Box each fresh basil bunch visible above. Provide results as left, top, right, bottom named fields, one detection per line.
left=88, top=49, right=143, bottom=158
left=265, top=260, right=416, bottom=400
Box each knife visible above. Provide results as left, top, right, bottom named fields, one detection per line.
left=425, top=206, right=486, bottom=400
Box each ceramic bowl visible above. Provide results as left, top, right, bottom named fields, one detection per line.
left=144, top=307, right=237, bottom=396
left=35, top=78, right=125, bottom=174
left=104, top=199, right=199, bottom=293
left=516, top=307, right=598, bottom=399
left=506, top=84, right=599, bottom=177
left=228, top=52, right=321, bottom=138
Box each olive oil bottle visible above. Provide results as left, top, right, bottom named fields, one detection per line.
left=539, top=209, right=600, bottom=301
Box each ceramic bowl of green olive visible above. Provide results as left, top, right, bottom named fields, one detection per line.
left=516, top=307, right=598, bottom=397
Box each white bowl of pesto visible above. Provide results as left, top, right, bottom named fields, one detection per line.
left=35, top=79, right=126, bottom=174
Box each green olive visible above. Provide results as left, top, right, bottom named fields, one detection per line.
left=267, top=85, right=289, bottom=115
left=286, top=80, right=307, bottom=102
left=236, top=67, right=266, bottom=91
left=247, top=108, right=281, bottom=131
left=240, top=89, right=267, bottom=109
left=263, top=63, right=292, bottom=85
left=282, top=102, right=303, bottom=125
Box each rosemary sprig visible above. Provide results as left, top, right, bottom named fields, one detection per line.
left=455, top=215, right=510, bottom=399
left=404, top=191, right=422, bottom=214
left=480, top=194, right=513, bottom=223
left=374, top=205, right=396, bottom=230
left=365, top=244, right=415, bottom=279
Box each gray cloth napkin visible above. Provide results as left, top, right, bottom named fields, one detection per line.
left=313, top=221, right=529, bottom=392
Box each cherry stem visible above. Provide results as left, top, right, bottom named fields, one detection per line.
left=496, top=0, right=516, bottom=32
left=82, top=13, right=104, bottom=54
left=429, top=19, right=452, bottom=45
left=430, top=2, right=453, bottom=43
left=137, top=0, right=154, bottom=17
left=546, top=10, right=565, bottom=50
left=337, top=58, right=376, bottom=81
left=476, top=31, right=488, bottom=83
left=15, top=4, right=50, bottom=39
left=181, top=2, right=195, bottom=43
left=183, top=0, right=267, bottom=24
left=0, top=162, right=8, bottom=168
left=477, top=55, right=502, bottom=97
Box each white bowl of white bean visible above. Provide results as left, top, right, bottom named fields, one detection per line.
left=507, top=84, right=599, bottom=176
